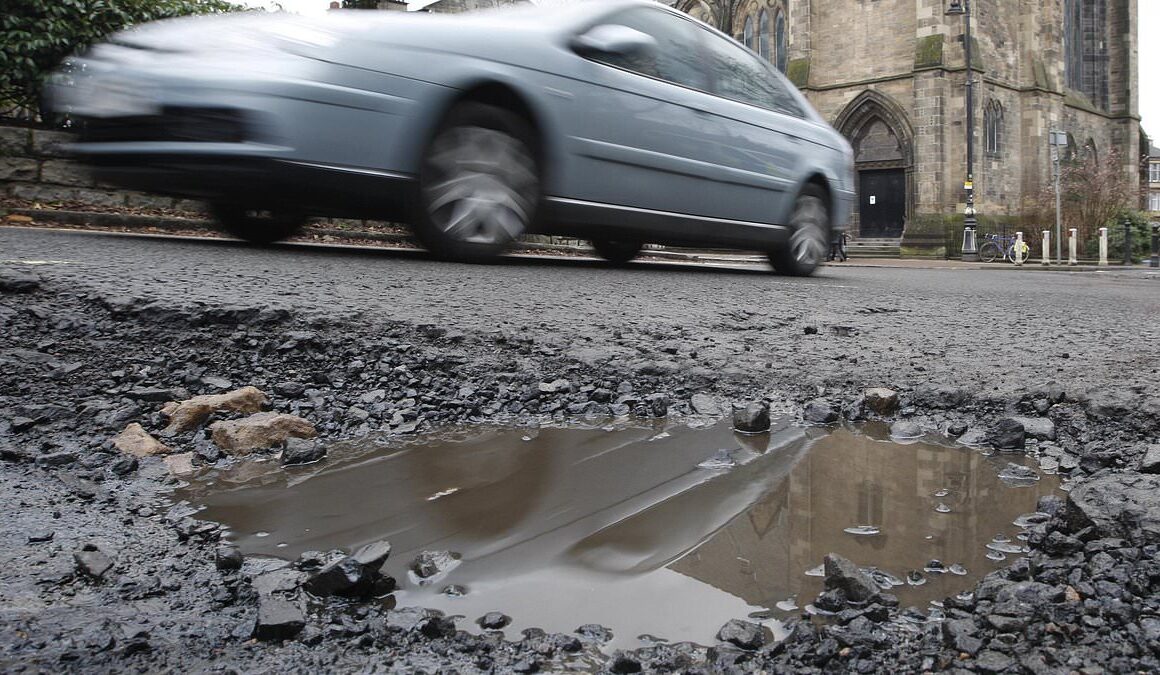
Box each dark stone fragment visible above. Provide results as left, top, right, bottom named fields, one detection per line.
left=987, top=614, right=1028, bottom=632
left=352, top=539, right=391, bottom=569
left=814, top=589, right=847, bottom=613
left=306, top=557, right=373, bottom=598
left=79, top=452, right=111, bottom=469
left=610, top=652, right=643, bottom=673
left=832, top=616, right=889, bottom=648
left=74, top=544, right=113, bottom=579
left=875, top=592, right=899, bottom=607
left=28, top=531, right=54, bottom=543
left=35, top=451, right=77, bottom=467
left=552, top=634, right=582, bottom=652
left=10, top=417, right=37, bottom=432
left=1037, top=494, right=1065, bottom=516
left=478, top=612, right=511, bottom=630
left=1066, top=473, right=1160, bottom=544
left=254, top=595, right=305, bottom=641
left=282, top=438, right=326, bottom=466
left=942, top=619, right=983, bottom=656
left=108, top=456, right=138, bottom=476
left=1140, top=445, right=1160, bottom=474
left=121, top=639, right=151, bottom=657
left=125, top=387, right=187, bottom=402
left=947, top=423, right=968, bottom=437
left=576, top=623, right=613, bottom=643
left=804, top=325, right=818, bottom=335
left=803, top=401, right=840, bottom=424
left=215, top=543, right=243, bottom=571
left=974, top=650, right=1016, bottom=673
left=411, top=550, right=458, bottom=579
left=415, top=616, right=457, bottom=640
left=0, top=269, right=41, bottom=293
left=273, top=381, right=307, bottom=398
left=823, top=553, right=879, bottom=603
left=862, top=604, right=890, bottom=622
left=990, top=418, right=1026, bottom=450
left=646, top=393, right=670, bottom=417
left=716, top=619, right=765, bottom=650
left=913, top=384, right=971, bottom=410
left=732, top=402, right=770, bottom=434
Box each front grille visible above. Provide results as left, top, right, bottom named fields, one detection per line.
left=78, top=107, right=250, bottom=144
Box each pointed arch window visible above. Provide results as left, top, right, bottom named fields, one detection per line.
left=1084, top=139, right=1098, bottom=164
left=758, top=10, right=770, bottom=60
left=983, top=100, right=1003, bottom=157
left=743, top=15, right=754, bottom=51
left=774, top=11, right=787, bottom=72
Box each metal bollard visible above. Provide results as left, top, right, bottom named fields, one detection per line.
left=1042, top=230, right=1050, bottom=266
left=1152, top=222, right=1159, bottom=268
left=1014, top=231, right=1024, bottom=266
left=1124, top=217, right=1133, bottom=265
left=1068, top=228, right=1078, bottom=265
left=1098, top=227, right=1108, bottom=266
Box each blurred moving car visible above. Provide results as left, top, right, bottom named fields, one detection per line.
left=46, top=0, right=854, bottom=275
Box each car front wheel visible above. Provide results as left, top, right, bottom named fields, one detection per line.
left=414, top=103, right=540, bottom=262
left=590, top=239, right=643, bottom=265
left=768, top=187, right=830, bottom=276
left=210, top=204, right=307, bottom=245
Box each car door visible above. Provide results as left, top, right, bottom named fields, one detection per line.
left=694, top=28, right=819, bottom=226
left=556, top=7, right=725, bottom=222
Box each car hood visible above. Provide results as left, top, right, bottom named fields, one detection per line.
left=98, top=11, right=355, bottom=55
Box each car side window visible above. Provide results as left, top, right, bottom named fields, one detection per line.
left=698, top=31, right=803, bottom=117
left=586, top=8, right=708, bottom=92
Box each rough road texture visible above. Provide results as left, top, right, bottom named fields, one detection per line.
left=2, top=227, right=1160, bottom=673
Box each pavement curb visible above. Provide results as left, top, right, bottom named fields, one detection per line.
left=4, top=206, right=1156, bottom=273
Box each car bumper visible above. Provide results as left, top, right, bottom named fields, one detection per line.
left=78, top=145, right=414, bottom=219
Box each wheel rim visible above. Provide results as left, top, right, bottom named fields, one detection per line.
left=789, top=196, right=828, bottom=267
left=423, top=126, right=537, bottom=245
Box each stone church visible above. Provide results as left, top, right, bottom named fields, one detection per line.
left=673, top=0, right=1139, bottom=244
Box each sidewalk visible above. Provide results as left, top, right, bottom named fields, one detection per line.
left=4, top=204, right=1157, bottom=275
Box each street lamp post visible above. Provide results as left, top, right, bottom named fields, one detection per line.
left=1049, top=130, right=1067, bottom=264
left=947, top=0, right=978, bottom=261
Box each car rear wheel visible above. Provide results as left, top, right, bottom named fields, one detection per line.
left=414, top=103, right=540, bottom=262
left=590, top=239, right=643, bottom=265
left=768, top=187, right=830, bottom=276
left=210, top=204, right=307, bottom=245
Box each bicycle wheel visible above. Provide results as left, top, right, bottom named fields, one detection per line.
left=978, top=241, right=1001, bottom=263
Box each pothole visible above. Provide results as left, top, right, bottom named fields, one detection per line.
left=176, top=420, right=1060, bottom=650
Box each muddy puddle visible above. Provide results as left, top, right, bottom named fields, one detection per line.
left=176, top=420, right=1060, bottom=650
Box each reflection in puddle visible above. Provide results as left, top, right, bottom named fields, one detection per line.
left=177, top=421, right=1059, bottom=650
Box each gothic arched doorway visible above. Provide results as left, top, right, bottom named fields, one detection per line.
left=832, top=91, right=915, bottom=238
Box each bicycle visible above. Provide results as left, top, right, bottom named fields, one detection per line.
left=978, top=233, right=1030, bottom=263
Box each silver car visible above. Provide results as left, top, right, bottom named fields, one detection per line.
left=47, top=0, right=854, bottom=275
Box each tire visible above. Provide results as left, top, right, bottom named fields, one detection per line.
left=590, top=239, right=643, bottom=265
left=210, top=204, right=307, bottom=244
left=768, top=186, right=830, bottom=276
left=978, top=241, right=1002, bottom=263
left=413, top=103, right=540, bottom=262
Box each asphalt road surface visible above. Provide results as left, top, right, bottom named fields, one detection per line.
left=3, top=226, right=1158, bottom=400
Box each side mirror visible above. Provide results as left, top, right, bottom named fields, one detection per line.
left=570, top=24, right=657, bottom=59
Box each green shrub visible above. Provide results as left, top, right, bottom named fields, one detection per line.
left=1, top=0, right=242, bottom=120
left=1083, top=211, right=1155, bottom=263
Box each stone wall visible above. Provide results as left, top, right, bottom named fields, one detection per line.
left=0, top=124, right=202, bottom=213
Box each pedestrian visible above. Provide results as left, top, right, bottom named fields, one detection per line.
left=829, top=232, right=848, bottom=262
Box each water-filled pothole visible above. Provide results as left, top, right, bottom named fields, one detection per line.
left=176, top=420, right=1060, bottom=650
